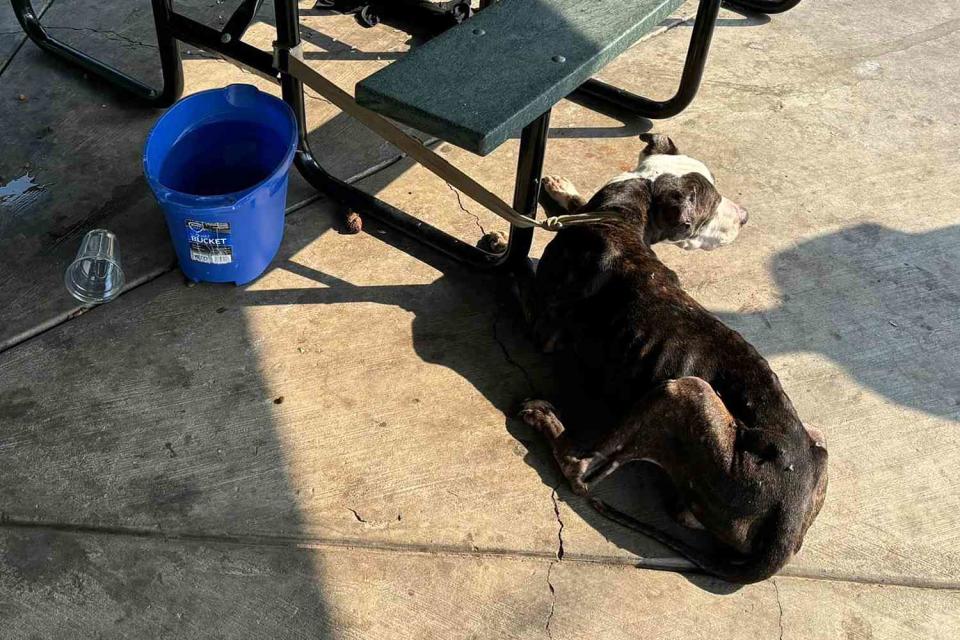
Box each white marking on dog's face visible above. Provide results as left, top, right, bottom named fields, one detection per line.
left=606, top=149, right=747, bottom=251
left=673, top=196, right=746, bottom=251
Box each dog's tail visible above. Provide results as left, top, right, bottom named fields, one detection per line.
left=590, top=498, right=797, bottom=584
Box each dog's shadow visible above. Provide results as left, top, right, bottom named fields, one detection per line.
left=240, top=219, right=740, bottom=593
left=244, top=207, right=960, bottom=594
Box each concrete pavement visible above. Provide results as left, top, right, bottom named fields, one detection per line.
left=1, top=1, right=959, bottom=637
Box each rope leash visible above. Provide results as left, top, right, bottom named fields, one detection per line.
left=536, top=211, right=622, bottom=231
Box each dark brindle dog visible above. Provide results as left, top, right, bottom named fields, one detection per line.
left=517, top=134, right=828, bottom=583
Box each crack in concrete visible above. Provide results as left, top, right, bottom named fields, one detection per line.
left=545, top=560, right=558, bottom=638
left=304, top=89, right=332, bottom=105
left=550, top=486, right=565, bottom=561
left=42, top=25, right=159, bottom=50
left=347, top=508, right=367, bottom=524
left=445, top=182, right=486, bottom=236
left=491, top=304, right=536, bottom=397
left=36, top=25, right=221, bottom=61
left=773, top=579, right=785, bottom=640
left=544, top=485, right=565, bottom=638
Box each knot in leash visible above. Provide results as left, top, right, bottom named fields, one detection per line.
left=533, top=210, right=621, bottom=231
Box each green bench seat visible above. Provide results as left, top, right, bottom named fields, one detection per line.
left=355, top=0, right=684, bottom=156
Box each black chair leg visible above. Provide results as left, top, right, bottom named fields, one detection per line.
left=273, top=0, right=546, bottom=271
left=10, top=0, right=184, bottom=107
left=573, top=0, right=721, bottom=120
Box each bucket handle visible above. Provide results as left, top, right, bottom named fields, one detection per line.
left=150, top=183, right=238, bottom=210
left=267, top=174, right=289, bottom=197
left=223, top=84, right=260, bottom=109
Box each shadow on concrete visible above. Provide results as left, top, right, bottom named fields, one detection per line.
left=555, top=91, right=654, bottom=139
left=9, top=0, right=931, bottom=618
left=299, top=19, right=408, bottom=62
left=0, top=2, right=341, bottom=633
left=236, top=210, right=742, bottom=594
left=235, top=218, right=960, bottom=595
left=711, top=4, right=772, bottom=28
left=0, top=243, right=341, bottom=634
left=716, top=223, right=960, bottom=422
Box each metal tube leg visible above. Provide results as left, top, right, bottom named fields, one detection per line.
left=10, top=0, right=183, bottom=107
left=274, top=0, right=544, bottom=270
left=503, top=109, right=552, bottom=270
left=572, top=0, right=721, bottom=119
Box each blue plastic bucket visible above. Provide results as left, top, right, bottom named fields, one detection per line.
left=144, top=84, right=297, bottom=285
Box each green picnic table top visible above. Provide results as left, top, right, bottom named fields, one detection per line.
left=355, top=0, right=683, bottom=156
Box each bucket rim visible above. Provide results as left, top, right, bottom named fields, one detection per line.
left=143, top=84, right=299, bottom=209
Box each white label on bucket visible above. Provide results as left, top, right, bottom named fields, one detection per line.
left=186, top=220, right=233, bottom=265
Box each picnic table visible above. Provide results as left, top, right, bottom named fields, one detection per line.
left=10, top=0, right=803, bottom=269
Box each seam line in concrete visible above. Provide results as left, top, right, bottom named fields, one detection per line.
left=2, top=515, right=958, bottom=593
left=0, top=143, right=434, bottom=356
left=0, top=265, right=172, bottom=353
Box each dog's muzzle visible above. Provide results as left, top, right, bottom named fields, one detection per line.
left=720, top=197, right=749, bottom=226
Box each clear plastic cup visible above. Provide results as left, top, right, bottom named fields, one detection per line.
left=65, top=229, right=125, bottom=304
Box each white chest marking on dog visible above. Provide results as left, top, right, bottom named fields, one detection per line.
left=605, top=154, right=715, bottom=187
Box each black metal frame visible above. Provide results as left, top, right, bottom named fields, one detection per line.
left=726, top=0, right=802, bottom=15
left=572, top=0, right=721, bottom=119
left=11, top=0, right=184, bottom=106
left=8, top=0, right=800, bottom=270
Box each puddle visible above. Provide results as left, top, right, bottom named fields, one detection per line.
left=0, top=173, right=46, bottom=216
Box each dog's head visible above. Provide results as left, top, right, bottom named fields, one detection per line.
left=631, top=133, right=748, bottom=250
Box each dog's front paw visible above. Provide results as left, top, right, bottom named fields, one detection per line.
left=518, top=399, right=557, bottom=429
left=567, top=477, right=591, bottom=497
left=541, top=175, right=581, bottom=211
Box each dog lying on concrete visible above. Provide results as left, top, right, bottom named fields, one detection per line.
left=516, top=134, right=828, bottom=583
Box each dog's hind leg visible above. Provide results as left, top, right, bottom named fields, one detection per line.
left=531, top=378, right=736, bottom=499
left=520, top=399, right=619, bottom=495
left=540, top=176, right=587, bottom=214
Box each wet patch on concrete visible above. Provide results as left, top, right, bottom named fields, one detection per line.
left=0, top=173, right=46, bottom=219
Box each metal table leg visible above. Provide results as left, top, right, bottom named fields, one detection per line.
left=572, top=0, right=721, bottom=119
left=274, top=0, right=546, bottom=270
left=10, top=0, right=183, bottom=107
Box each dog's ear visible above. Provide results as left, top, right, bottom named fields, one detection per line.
left=651, top=174, right=695, bottom=232
left=639, top=133, right=679, bottom=156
